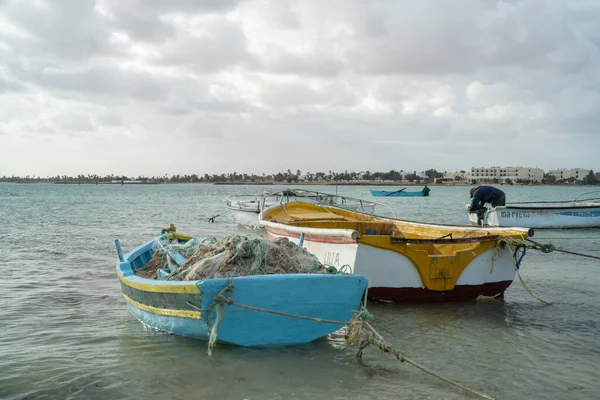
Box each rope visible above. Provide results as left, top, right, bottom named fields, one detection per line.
left=197, top=285, right=496, bottom=399
left=207, top=302, right=223, bottom=356
left=358, top=322, right=496, bottom=400
left=501, top=239, right=552, bottom=306
left=532, top=237, right=599, bottom=241
left=551, top=248, right=600, bottom=260
left=526, top=239, right=600, bottom=260
left=216, top=297, right=351, bottom=325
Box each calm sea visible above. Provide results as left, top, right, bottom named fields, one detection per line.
left=1, top=183, right=598, bottom=400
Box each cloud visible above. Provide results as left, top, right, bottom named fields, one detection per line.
left=258, top=80, right=359, bottom=108
left=96, top=0, right=246, bottom=46
left=257, top=47, right=343, bottom=77
left=1, top=0, right=118, bottom=60
left=1, top=0, right=600, bottom=176
left=187, top=119, right=223, bottom=139
left=53, top=112, right=94, bottom=132
left=152, top=19, right=258, bottom=73
left=97, top=113, right=124, bottom=126
left=0, top=76, right=26, bottom=93
left=8, top=63, right=206, bottom=104
left=140, top=0, right=244, bottom=13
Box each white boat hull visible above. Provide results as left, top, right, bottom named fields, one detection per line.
left=229, top=207, right=262, bottom=229
left=264, top=225, right=519, bottom=303
left=468, top=202, right=600, bottom=228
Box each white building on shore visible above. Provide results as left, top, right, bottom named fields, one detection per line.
left=547, top=168, right=590, bottom=181
left=442, top=170, right=469, bottom=181
left=469, top=166, right=544, bottom=183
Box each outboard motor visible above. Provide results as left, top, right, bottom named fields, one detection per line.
left=476, top=207, right=487, bottom=226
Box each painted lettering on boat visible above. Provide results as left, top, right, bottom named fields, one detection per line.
left=500, top=211, right=530, bottom=219
left=323, top=251, right=340, bottom=266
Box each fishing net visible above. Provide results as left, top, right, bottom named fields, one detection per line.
left=134, top=235, right=332, bottom=281
left=134, top=252, right=163, bottom=279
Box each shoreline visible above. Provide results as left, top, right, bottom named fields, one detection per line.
left=1, top=180, right=597, bottom=187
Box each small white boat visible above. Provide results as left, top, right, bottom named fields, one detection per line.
left=227, top=189, right=377, bottom=228
left=467, top=193, right=600, bottom=228
left=226, top=195, right=267, bottom=228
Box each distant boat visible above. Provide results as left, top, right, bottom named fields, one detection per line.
left=370, top=187, right=430, bottom=197
left=467, top=191, right=600, bottom=228
left=227, top=189, right=377, bottom=228
left=110, top=180, right=142, bottom=184
left=115, top=230, right=368, bottom=347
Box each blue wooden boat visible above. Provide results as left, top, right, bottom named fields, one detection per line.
left=370, top=187, right=430, bottom=197
left=114, top=232, right=368, bottom=347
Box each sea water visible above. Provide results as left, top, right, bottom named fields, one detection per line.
left=1, top=183, right=598, bottom=399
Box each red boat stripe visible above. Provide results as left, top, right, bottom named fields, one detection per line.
left=266, top=227, right=358, bottom=245
left=368, top=281, right=514, bottom=303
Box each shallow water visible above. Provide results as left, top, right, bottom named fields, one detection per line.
left=1, top=183, right=599, bottom=400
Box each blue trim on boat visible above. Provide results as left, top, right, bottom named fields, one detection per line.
left=559, top=211, right=600, bottom=217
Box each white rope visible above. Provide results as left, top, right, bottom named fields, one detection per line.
left=207, top=303, right=223, bottom=356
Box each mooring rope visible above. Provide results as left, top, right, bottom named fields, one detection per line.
left=500, top=238, right=553, bottom=306
left=211, top=292, right=354, bottom=325
left=357, top=322, right=496, bottom=400
left=526, top=238, right=600, bottom=261
left=532, top=237, right=598, bottom=241
left=197, top=285, right=496, bottom=400
left=207, top=302, right=223, bottom=356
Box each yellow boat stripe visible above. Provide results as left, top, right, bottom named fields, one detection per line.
left=118, top=272, right=200, bottom=294
left=122, top=293, right=202, bottom=320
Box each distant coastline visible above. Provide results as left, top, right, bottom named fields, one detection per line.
left=2, top=167, right=598, bottom=186
left=2, top=180, right=598, bottom=187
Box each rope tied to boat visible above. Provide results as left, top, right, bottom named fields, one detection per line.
left=499, top=237, right=553, bottom=306
left=198, top=285, right=496, bottom=400
left=355, top=321, right=496, bottom=400
left=526, top=238, right=600, bottom=260
left=205, top=283, right=234, bottom=356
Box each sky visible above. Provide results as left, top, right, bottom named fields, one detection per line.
left=1, top=0, right=600, bottom=177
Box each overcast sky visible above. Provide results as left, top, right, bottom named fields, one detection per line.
left=1, top=0, right=599, bottom=177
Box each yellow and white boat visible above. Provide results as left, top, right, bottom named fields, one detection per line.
left=259, top=201, right=534, bottom=303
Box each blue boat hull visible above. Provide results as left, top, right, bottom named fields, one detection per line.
left=117, top=237, right=368, bottom=347
left=370, top=189, right=427, bottom=197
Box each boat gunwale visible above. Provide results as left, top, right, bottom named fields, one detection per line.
left=117, top=238, right=202, bottom=293
left=261, top=201, right=534, bottom=237
left=226, top=203, right=261, bottom=213
left=117, top=232, right=368, bottom=294
left=260, top=220, right=359, bottom=240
